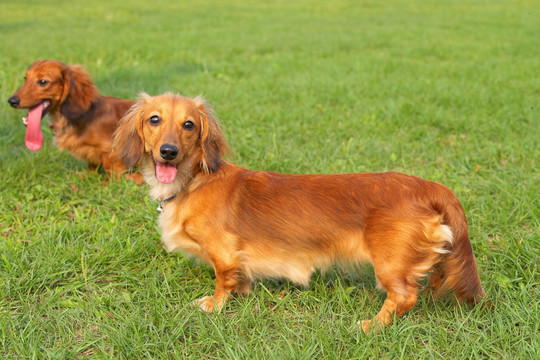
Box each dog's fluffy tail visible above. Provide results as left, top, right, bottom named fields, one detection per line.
left=428, top=186, right=492, bottom=309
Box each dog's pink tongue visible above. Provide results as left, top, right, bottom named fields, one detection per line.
left=25, top=103, right=44, bottom=151
left=156, top=162, right=177, bottom=184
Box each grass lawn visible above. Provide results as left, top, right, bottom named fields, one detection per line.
left=1, top=0, right=539, bottom=358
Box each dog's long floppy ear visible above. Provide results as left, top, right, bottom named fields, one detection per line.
left=194, top=95, right=230, bottom=173
left=60, top=64, right=99, bottom=120
left=112, top=95, right=147, bottom=168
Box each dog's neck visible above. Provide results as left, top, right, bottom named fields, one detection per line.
left=47, top=110, right=69, bottom=131
left=48, top=96, right=102, bottom=133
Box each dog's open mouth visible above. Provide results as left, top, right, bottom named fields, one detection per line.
left=155, top=161, right=178, bottom=184
left=23, top=100, right=51, bottom=151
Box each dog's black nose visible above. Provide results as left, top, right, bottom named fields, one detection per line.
left=160, top=144, right=179, bottom=160
left=8, top=96, right=20, bottom=108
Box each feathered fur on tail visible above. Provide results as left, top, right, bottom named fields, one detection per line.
left=428, top=188, right=492, bottom=309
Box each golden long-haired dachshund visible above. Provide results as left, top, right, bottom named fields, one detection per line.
left=112, top=92, right=490, bottom=332
left=8, top=59, right=142, bottom=183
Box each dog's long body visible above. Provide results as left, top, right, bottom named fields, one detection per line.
left=113, top=93, right=489, bottom=332
left=8, top=60, right=142, bottom=183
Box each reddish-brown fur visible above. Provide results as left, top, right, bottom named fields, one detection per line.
left=112, top=93, right=490, bottom=332
left=9, top=59, right=143, bottom=183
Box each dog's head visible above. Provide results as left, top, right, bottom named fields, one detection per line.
left=7, top=59, right=99, bottom=120
left=113, top=93, right=229, bottom=196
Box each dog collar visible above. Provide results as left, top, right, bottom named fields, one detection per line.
left=157, top=193, right=178, bottom=212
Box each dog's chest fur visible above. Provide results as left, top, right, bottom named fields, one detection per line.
left=51, top=114, right=110, bottom=165
left=158, top=203, right=208, bottom=263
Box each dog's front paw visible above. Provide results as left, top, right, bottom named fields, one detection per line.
left=193, top=296, right=217, bottom=312
left=358, top=320, right=372, bottom=333
left=357, top=319, right=383, bottom=334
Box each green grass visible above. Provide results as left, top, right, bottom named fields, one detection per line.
left=1, top=0, right=539, bottom=358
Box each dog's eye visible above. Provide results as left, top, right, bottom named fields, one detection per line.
left=37, top=79, right=49, bottom=86
left=183, top=120, right=195, bottom=131
left=148, top=115, right=161, bottom=126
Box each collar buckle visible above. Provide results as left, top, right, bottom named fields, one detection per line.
left=156, top=193, right=178, bottom=212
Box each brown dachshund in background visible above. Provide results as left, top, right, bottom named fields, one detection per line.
left=8, top=60, right=143, bottom=184
left=112, top=93, right=490, bottom=332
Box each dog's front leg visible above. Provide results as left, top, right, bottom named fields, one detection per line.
left=101, top=155, right=144, bottom=184
left=195, top=259, right=239, bottom=312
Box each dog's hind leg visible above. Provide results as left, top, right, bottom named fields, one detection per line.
left=359, top=212, right=450, bottom=333
left=359, top=282, right=419, bottom=333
